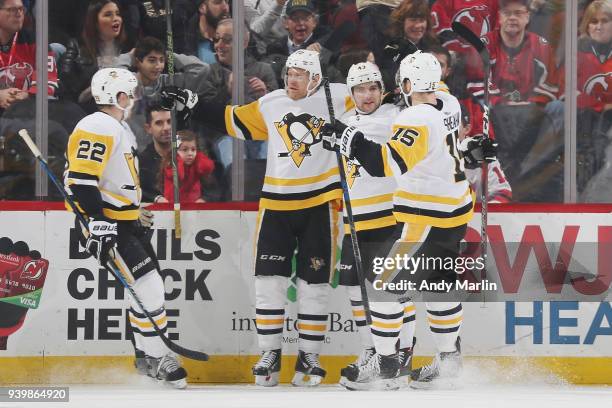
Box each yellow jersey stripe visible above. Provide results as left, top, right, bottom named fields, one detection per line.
left=395, top=188, right=472, bottom=206
left=259, top=190, right=342, bottom=211
left=103, top=208, right=139, bottom=220
left=101, top=188, right=132, bottom=205
left=297, top=323, right=327, bottom=332
left=129, top=316, right=167, bottom=329
left=256, top=318, right=284, bottom=325
left=344, top=215, right=397, bottom=234
left=371, top=320, right=403, bottom=329
left=226, top=102, right=268, bottom=141
left=428, top=316, right=463, bottom=326
left=264, top=167, right=339, bottom=186
left=394, top=208, right=474, bottom=228
left=350, top=193, right=395, bottom=207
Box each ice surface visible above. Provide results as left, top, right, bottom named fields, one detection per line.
left=3, top=382, right=611, bottom=408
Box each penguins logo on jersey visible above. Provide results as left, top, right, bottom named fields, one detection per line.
left=275, top=112, right=325, bottom=167
left=343, top=157, right=361, bottom=188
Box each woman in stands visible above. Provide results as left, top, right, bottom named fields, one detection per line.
left=59, top=0, right=129, bottom=112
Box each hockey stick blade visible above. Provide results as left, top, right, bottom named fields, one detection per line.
left=452, top=22, right=489, bottom=65
left=18, top=129, right=209, bottom=362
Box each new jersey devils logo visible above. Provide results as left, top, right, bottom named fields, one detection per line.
left=20, top=260, right=46, bottom=281
left=275, top=112, right=325, bottom=167
left=0, top=62, right=34, bottom=90
left=584, top=73, right=612, bottom=98
left=453, top=6, right=490, bottom=36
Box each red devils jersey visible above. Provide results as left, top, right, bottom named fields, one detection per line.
left=465, top=30, right=559, bottom=105
left=560, top=38, right=612, bottom=112
left=459, top=95, right=496, bottom=139
left=431, top=0, right=498, bottom=52
left=0, top=30, right=58, bottom=97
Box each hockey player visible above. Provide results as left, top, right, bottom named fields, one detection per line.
left=335, top=61, right=416, bottom=389
left=323, top=51, right=495, bottom=389
left=161, top=49, right=354, bottom=387
left=64, top=68, right=188, bottom=389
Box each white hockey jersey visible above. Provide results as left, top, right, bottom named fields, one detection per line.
left=341, top=103, right=399, bottom=233
left=224, top=83, right=354, bottom=210
left=382, top=91, right=474, bottom=227
left=65, top=112, right=141, bottom=220
left=466, top=160, right=512, bottom=203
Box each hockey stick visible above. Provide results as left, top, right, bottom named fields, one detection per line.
left=452, top=21, right=490, bottom=283
left=278, top=128, right=315, bottom=157
left=323, top=79, right=372, bottom=325
left=165, top=0, right=181, bottom=239
left=18, top=129, right=209, bottom=362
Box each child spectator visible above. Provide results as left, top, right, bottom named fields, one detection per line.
left=162, top=130, right=215, bottom=203
left=116, top=36, right=210, bottom=151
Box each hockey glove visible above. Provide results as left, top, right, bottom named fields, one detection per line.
left=85, top=217, right=117, bottom=266
left=458, top=135, right=498, bottom=169
left=138, top=207, right=154, bottom=229
left=160, top=86, right=199, bottom=123
left=321, top=120, right=359, bottom=158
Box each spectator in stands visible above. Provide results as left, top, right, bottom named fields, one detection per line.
left=430, top=0, right=499, bottom=52
left=265, top=0, right=332, bottom=85
left=200, top=18, right=278, bottom=170
left=378, top=0, right=440, bottom=90
left=59, top=0, right=129, bottom=111
left=139, top=103, right=172, bottom=203
left=0, top=0, right=58, bottom=110
left=245, top=0, right=288, bottom=55
left=326, top=0, right=367, bottom=53
left=266, top=0, right=329, bottom=56
left=162, top=130, right=215, bottom=203
left=116, top=36, right=210, bottom=151
left=569, top=0, right=612, bottom=196
left=202, top=19, right=278, bottom=106
left=466, top=0, right=561, bottom=202
left=575, top=0, right=612, bottom=118
left=128, top=0, right=196, bottom=55
left=184, top=0, right=230, bottom=64
left=356, top=0, right=401, bottom=82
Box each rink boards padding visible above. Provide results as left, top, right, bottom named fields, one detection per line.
left=1, top=203, right=612, bottom=385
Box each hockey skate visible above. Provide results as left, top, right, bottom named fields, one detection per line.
left=291, top=351, right=326, bottom=387
left=145, top=354, right=188, bottom=389
left=341, top=353, right=400, bottom=391
left=339, top=347, right=375, bottom=388
left=410, top=337, right=462, bottom=390
left=253, top=349, right=281, bottom=387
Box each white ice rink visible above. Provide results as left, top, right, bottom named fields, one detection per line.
left=3, top=383, right=612, bottom=408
